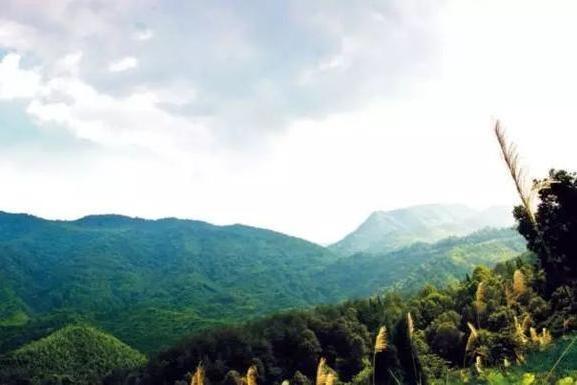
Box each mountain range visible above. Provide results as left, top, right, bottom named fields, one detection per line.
left=0, top=212, right=337, bottom=352
left=0, top=204, right=524, bottom=354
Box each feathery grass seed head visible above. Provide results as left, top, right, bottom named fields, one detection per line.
left=513, top=270, right=526, bottom=296
left=407, top=313, right=414, bottom=339
left=191, top=363, right=205, bottom=385
left=374, top=326, right=388, bottom=353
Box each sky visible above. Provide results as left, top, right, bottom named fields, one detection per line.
left=0, top=0, right=576, bottom=244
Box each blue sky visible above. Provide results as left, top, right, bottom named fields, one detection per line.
left=0, top=0, right=576, bottom=243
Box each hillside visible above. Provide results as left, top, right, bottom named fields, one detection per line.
left=0, top=208, right=523, bottom=354
left=330, top=204, right=513, bottom=256
left=0, top=325, right=146, bottom=385
left=321, top=227, right=526, bottom=299
left=3, top=167, right=577, bottom=385
left=129, top=255, right=576, bottom=385
left=0, top=212, right=338, bottom=352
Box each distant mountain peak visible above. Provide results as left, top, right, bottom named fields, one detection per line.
left=330, top=204, right=514, bottom=256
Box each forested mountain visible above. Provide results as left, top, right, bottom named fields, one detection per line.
left=330, top=204, right=513, bottom=256
left=132, top=258, right=576, bottom=385
left=1, top=169, right=577, bottom=385
left=128, top=170, right=577, bottom=385
left=0, top=325, right=146, bottom=385
left=0, top=212, right=338, bottom=352
left=320, top=228, right=525, bottom=299
left=0, top=209, right=523, bottom=354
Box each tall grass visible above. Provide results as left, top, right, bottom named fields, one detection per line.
left=464, top=322, right=478, bottom=368
left=407, top=313, right=414, bottom=340
left=513, top=270, right=526, bottom=297
left=406, top=312, right=421, bottom=385
left=474, top=281, right=486, bottom=329
left=316, top=358, right=337, bottom=385
left=373, top=326, right=388, bottom=385
left=494, top=121, right=537, bottom=224
left=190, top=363, right=205, bottom=385
left=316, top=358, right=328, bottom=385
left=246, top=365, right=258, bottom=385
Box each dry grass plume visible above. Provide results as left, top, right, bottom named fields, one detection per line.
left=407, top=312, right=414, bottom=339
left=465, top=322, right=479, bottom=356
left=375, top=326, right=388, bottom=353
left=190, top=363, right=205, bottom=385
left=494, top=121, right=537, bottom=224
left=316, top=358, right=337, bottom=385
left=513, top=270, right=527, bottom=297
left=316, top=358, right=328, bottom=385
left=246, top=366, right=258, bottom=385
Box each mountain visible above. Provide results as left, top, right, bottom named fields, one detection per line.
left=320, top=227, right=526, bottom=299
left=0, top=211, right=338, bottom=353
left=0, top=325, right=146, bottom=385
left=329, top=204, right=514, bottom=256
left=0, top=207, right=522, bottom=355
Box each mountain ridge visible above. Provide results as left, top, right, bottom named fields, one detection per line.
left=320, top=227, right=525, bottom=299
left=329, top=204, right=514, bottom=256
left=0, top=204, right=523, bottom=354
left=0, top=210, right=338, bottom=352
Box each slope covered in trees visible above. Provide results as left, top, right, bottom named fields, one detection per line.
left=1, top=142, right=576, bottom=385
left=111, top=169, right=577, bottom=385
left=320, top=228, right=525, bottom=298
left=131, top=257, right=575, bottom=385
left=0, top=211, right=522, bottom=354
left=0, top=325, right=146, bottom=385
left=0, top=213, right=338, bottom=352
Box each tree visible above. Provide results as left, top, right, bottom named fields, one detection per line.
left=427, top=316, right=462, bottom=364
left=514, top=169, right=577, bottom=293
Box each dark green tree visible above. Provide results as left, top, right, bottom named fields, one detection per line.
left=514, top=169, right=577, bottom=293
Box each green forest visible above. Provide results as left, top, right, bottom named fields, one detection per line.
left=0, top=1, right=574, bottom=385
left=0, top=210, right=522, bottom=354
left=1, top=137, right=576, bottom=385
left=128, top=168, right=577, bottom=385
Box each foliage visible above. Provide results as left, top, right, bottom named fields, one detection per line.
left=514, top=170, right=577, bottom=294
left=0, top=325, right=146, bottom=385
left=322, top=228, right=526, bottom=299
left=0, top=213, right=338, bottom=353
left=434, top=334, right=577, bottom=385
left=124, top=255, right=565, bottom=385
left=4, top=166, right=577, bottom=385
left=0, top=212, right=522, bottom=354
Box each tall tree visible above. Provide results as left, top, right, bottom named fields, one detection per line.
left=514, top=169, right=577, bottom=293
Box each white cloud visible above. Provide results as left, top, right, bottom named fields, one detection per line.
left=54, top=52, right=83, bottom=76
left=0, top=19, right=39, bottom=51
left=1, top=1, right=577, bottom=244
left=27, top=74, right=212, bottom=158
left=134, top=28, right=154, bottom=41
left=0, top=53, right=41, bottom=99
left=108, top=56, right=138, bottom=72
left=0, top=50, right=209, bottom=161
